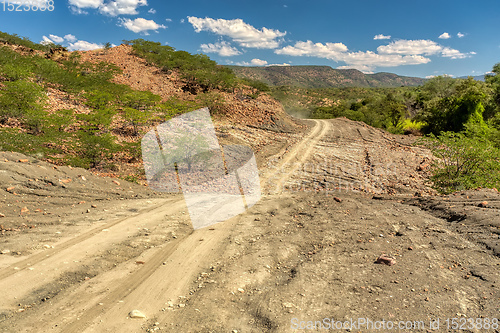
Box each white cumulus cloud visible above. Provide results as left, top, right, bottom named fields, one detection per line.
left=441, top=47, right=469, bottom=59
left=374, top=34, right=391, bottom=40
left=188, top=16, right=286, bottom=49
left=148, top=8, right=156, bottom=14
left=377, top=39, right=443, bottom=55
left=48, top=34, right=64, bottom=44
left=275, top=40, right=348, bottom=59
left=200, top=41, right=241, bottom=57
left=68, top=0, right=102, bottom=9
left=457, top=32, right=465, bottom=38
left=69, top=0, right=147, bottom=16
left=274, top=39, right=438, bottom=73
left=251, top=58, right=268, bottom=66
left=99, top=0, right=147, bottom=16
left=68, top=40, right=103, bottom=51
left=119, top=17, right=166, bottom=34
left=378, top=39, right=470, bottom=59
left=439, top=32, right=451, bottom=39
left=64, top=34, right=77, bottom=42
left=40, top=36, right=54, bottom=45
left=236, top=58, right=269, bottom=66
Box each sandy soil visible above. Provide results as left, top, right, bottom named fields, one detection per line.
left=0, top=119, right=499, bottom=332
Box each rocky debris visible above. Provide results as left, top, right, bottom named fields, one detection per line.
left=128, top=310, right=146, bottom=318
left=45, top=46, right=70, bottom=61
left=406, top=188, right=500, bottom=257
left=375, top=254, right=396, bottom=266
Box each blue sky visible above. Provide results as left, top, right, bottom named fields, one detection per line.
left=1, top=0, right=499, bottom=77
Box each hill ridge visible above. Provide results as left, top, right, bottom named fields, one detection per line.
left=227, top=65, right=426, bottom=88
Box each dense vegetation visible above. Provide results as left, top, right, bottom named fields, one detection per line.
left=0, top=32, right=209, bottom=173
left=295, top=66, right=500, bottom=193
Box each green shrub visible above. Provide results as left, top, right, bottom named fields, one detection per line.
left=418, top=132, right=500, bottom=193
left=0, top=79, right=47, bottom=133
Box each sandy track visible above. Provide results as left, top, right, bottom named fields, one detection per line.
left=262, top=119, right=331, bottom=195
left=3, top=118, right=498, bottom=333
left=0, top=119, right=329, bottom=332
left=284, top=117, right=434, bottom=195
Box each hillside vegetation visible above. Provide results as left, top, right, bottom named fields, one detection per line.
left=279, top=70, right=500, bottom=193
left=0, top=32, right=286, bottom=180
left=228, top=65, right=426, bottom=88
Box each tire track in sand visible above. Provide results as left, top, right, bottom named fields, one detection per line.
left=56, top=120, right=332, bottom=333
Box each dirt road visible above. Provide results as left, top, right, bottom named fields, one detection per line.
left=1, top=119, right=499, bottom=332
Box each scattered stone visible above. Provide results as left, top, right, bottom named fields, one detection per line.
left=60, top=179, right=72, bottom=184
left=112, top=180, right=121, bottom=186
left=18, top=159, right=29, bottom=163
left=417, top=163, right=429, bottom=171
left=91, top=204, right=97, bottom=208
left=375, top=254, right=396, bottom=266
left=478, top=201, right=488, bottom=208
left=333, top=197, right=342, bottom=203
left=128, top=310, right=146, bottom=318
left=6, top=186, right=15, bottom=192
left=20, top=207, right=29, bottom=214
left=43, top=244, right=51, bottom=249
left=283, top=302, right=294, bottom=308
left=136, top=261, right=145, bottom=264
left=0, top=213, right=5, bottom=218
left=237, top=288, right=245, bottom=293
left=178, top=304, right=185, bottom=308
left=1, top=249, right=10, bottom=254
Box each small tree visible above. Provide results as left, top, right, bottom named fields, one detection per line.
left=167, top=134, right=210, bottom=173
left=76, top=90, right=118, bottom=168
left=121, top=91, right=160, bottom=136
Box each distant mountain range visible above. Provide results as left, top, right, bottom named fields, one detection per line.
left=226, top=65, right=427, bottom=88
left=457, top=75, right=486, bottom=81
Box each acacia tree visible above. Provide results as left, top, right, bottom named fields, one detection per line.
left=76, top=91, right=117, bottom=168
left=121, top=91, right=160, bottom=136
